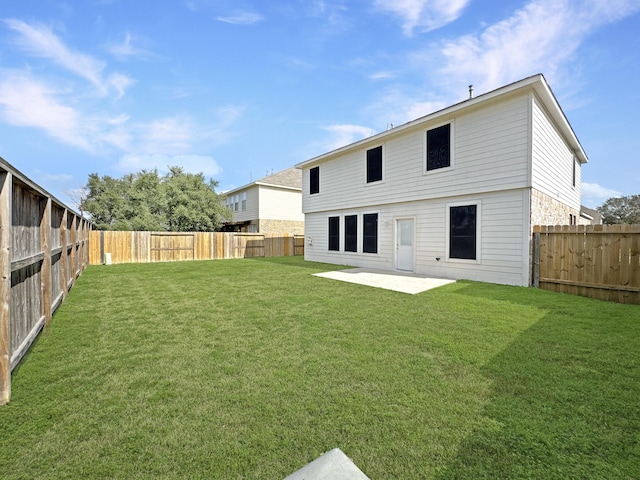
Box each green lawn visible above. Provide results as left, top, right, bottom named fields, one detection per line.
left=1, top=256, right=639, bottom=479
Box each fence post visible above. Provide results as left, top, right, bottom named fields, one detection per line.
left=61, top=209, right=69, bottom=294
left=0, top=172, right=12, bottom=404
left=41, top=198, right=52, bottom=325
left=533, top=230, right=540, bottom=288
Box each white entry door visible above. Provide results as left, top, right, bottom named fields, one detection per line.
left=396, top=219, right=414, bottom=272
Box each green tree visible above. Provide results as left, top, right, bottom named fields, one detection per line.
left=162, top=166, right=230, bottom=231
left=81, top=167, right=232, bottom=231
left=597, top=194, right=640, bottom=224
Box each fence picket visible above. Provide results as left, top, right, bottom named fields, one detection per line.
left=88, top=231, right=304, bottom=265
left=534, top=224, right=640, bottom=304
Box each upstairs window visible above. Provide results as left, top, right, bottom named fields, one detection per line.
left=234, top=194, right=239, bottom=212
left=328, top=216, right=339, bottom=251
left=366, top=146, right=383, bottom=183
left=362, top=213, right=378, bottom=254
left=345, top=215, right=358, bottom=252
left=241, top=192, right=247, bottom=210
left=426, top=123, right=451, bottom=171
left=572, top=156, right=577, bottom=188
left=310, top=166, right=320, bottom=194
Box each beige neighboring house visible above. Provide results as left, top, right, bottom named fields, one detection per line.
left=222, top=167, right=304, bottom=234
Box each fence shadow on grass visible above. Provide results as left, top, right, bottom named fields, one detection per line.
left=436, top=282, right=640, bottom=478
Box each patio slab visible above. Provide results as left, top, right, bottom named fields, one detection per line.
left=313, top=268, right=456, bottom=294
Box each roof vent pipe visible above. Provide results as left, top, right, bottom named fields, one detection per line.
left=468, top=84, right=473, bottom=99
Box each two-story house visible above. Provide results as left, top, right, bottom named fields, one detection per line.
left=222, top=167, right=304, bottom=235
left=295, top=74, right=588, bottom=287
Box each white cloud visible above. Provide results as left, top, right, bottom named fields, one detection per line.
left=138, top=116, right=194, bottom=154
left=370, top=71, right=395, bottom=80
left=217, top=11, right=264, bottom=25
left=107, top=114, right=131, bottom=126
left=374, top=0, right=470, bottom=35
left=133, top=107, right=243, bottom=155
left=105, top=32, right=155, bottom=61
left=117, top=153, right=222, bottom=178
left=309, top=0, right=349, bottom=29
left=0, top=68, right=239, bottom=157
left=321, top=124, right=374, bottom=151
left=436, top=0, right=640, bottom=97
left=108, top=73, right=136, bottom=99
left=581, top=182, right=622, bottom=207
left=0, top=72, right=94, bottom=151
left=4, top=18, right=134, bottom=98
left=366, top=86, right=447, bottom=127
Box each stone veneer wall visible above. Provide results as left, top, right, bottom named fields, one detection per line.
left=258, top=219, right=304, bottom=235
left=530, top=188, right=586, bottom=228
left=527, top=188, right=587, bottom=286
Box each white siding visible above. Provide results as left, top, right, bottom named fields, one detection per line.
left=531, top=95, right=581, bottom=210
left=302, top=93, right=531, bottom=215
left=230, top=186, right=259, bottom=223
left=305, top=189, right=530, bottom=286
left=258, top=186, right=303, bottom=221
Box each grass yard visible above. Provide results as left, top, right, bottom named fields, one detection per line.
left=1, top=256, right=639, bottom=479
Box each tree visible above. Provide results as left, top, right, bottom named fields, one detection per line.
left=81, top=167, right=232, bottom=231
left=597, top=194, right=640, bottom=224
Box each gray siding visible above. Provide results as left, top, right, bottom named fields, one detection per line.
left=302, top=93, right=531, bottom=215
left=305, top=189, right=530, bottom=286
left=230, top=185, right=259, bottom=223
left=531, top=95, right=581, bottom=210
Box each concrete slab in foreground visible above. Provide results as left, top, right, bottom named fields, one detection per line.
left=284, top=448, right=370, bottom=480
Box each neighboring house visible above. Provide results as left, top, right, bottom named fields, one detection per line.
left=580, top=205, right=602, bottom=225
left=222, top=167, right=304, bottom=234
left=295, top=74, right=588, bottom=287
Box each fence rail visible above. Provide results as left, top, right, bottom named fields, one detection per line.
left=533, top=224, right=640, bottom=304
left=1, top=157, right=90, bottom=405
left=89, top=231, right=304, bottom=265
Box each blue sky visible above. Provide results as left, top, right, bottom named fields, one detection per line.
left=0, top=0, right=639, bottom=209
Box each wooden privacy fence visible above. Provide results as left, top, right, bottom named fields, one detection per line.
left=533, top=224, right=640, bottom=304
left=89, top=231, right=304, bottom=265
left=1, top=157, right=90, bottom=405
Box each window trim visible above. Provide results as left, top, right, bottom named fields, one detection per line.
left=424, top=120, right=454, bottom=175
left=309, top=166, right=320, bottom=195
left=446, top=201, right=481, bottom=263
left=365, top=145, right=384, bottom=185
left=362, top=212, right=379, bottom=254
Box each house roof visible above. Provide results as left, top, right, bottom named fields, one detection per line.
left=225, top=167, right=301, bottom=195
left=256, top=167, right=302, bottom=189
left=296, top=74, right=588, bottom=168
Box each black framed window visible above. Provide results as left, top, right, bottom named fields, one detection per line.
left=426, top=123, right=451, bottom=171
left=449, top=205, right=477, bottom=260
left=328, top=216, right=339, bottom=251
left=363, top=213, right=378, bottom=254
left=345, top=215, right=357, bottom=252
left=572, top=157, right=576, bottom=187
left=366, top=146, right=383, bottom=183
left=310, top=166, right=319, bottom=194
